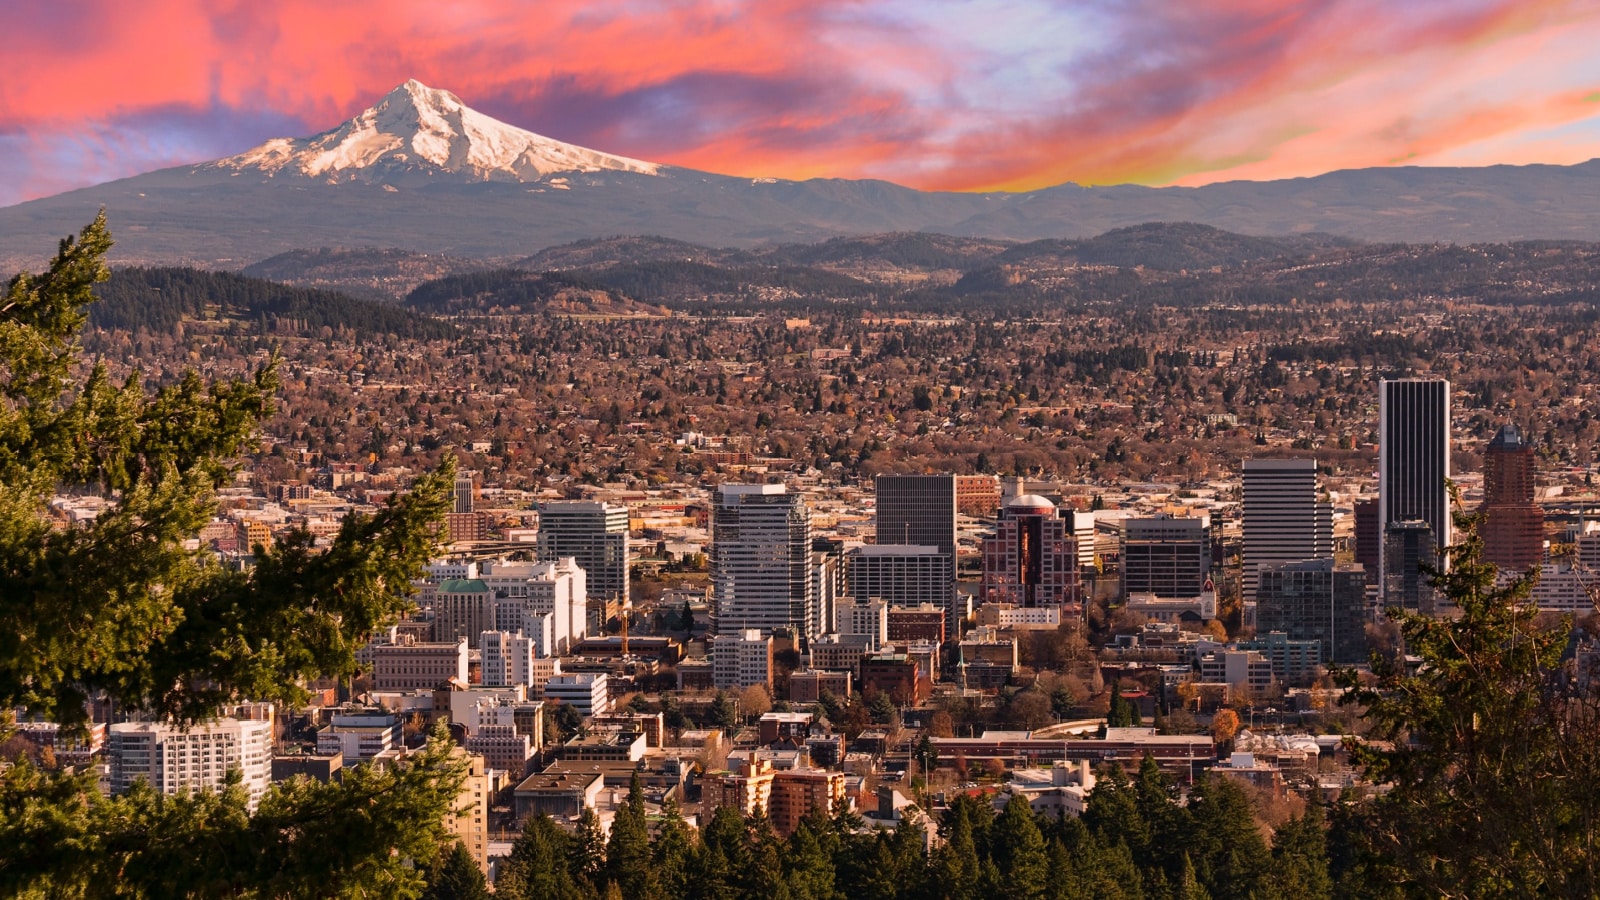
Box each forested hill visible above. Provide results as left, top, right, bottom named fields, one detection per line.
left=403, top=269, right=667, bottom=315
left=92, top=268, right=457, bottom=339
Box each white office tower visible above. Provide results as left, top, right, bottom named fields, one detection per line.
left=712, top=629, right=774, bottom=689
left=712, top=484, right=814, bottom=639
left=833, top=597, right=889, bottom=651
left=454, top=474, right=476, bottom=514
left=480, top=630, right=538, bottom=687
left=1379, top=378, right=1452, bottom=603
left=108, top=717, right=273, bottom=810
left=480, top=558, right=588, bottom=655
left=536, top=501, right=630, bottom=603
left=543, top=673, right=611, bottom=717
left=1242, top=459, right=1333, bottom=602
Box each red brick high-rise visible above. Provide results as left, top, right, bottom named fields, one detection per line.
left=1479, top=424, right=1543, bottom=573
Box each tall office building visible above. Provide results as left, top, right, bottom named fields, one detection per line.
left=875, top=475, right=957, bottom=559
left=454, top=474, right=476, bottom=514
left=1379, top=378, right=1452, bottom=603
left=875, top=474, right=961, bottom=633
left=1353, top=498, right=1380, bottom=579
left=537, top=501, right=629, bottom=603
left=1384, top=520, right=1439, bottom=613
left=846, top=545, right=952, bottom=607
left=1255, top=558, right=1369, bottom=664
left=713, top=485, right=815, bottom=639
left=1479, top=424, right=1543, bottom=573
left=980, top=495, right=1082, bottom=609
left=480, top=630, right=538, bottom=688
left=1121, top=515, right=1210, bottom=600
left=1241, top=459, right=1333, bottom=602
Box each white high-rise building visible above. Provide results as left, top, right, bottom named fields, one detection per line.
left=1242, top=458, right=1333, bottom=602
left=846, top=545, right=951, bottom=607
left=833, top=597, right=889, bottom=651
left=479, top=557, right=588, bottom=655
left=480, top=630, right=538, bottom=687
left=108, top=716, right=273, bottom=810
left=712, top=485, right=814, bottom=639
left=536, top=501, right=630, bottom=603
left=712, top=628, right=775, bottom=690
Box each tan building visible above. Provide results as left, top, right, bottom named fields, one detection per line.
left=444, top=749, right=491, bottom=877
left=369, top=635, right=468, bottom=691
left=954, top=474, right=1001, bottom=518
left=701, top=752, right=776, bottom=818
left=788, top=669, right=852, bottom=704
left=769, top=768, right=846, bottom=835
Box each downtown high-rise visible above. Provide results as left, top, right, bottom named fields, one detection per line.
left=536, top=501, right=629, bottom=603
left=1478, top=424, right=1543, bottom=573
left=712, top=484, right=814, bottom=640
left=1241, top=458, right=1333, bottom=602
left=1379, top=378, right=1451, bottom=604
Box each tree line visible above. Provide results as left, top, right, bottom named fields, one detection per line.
left=488, top=762, right=1327, bottom=900
left=92, top=266, right=456, bottom=339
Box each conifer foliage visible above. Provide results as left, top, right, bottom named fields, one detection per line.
left=496, top=766, right=1327, bottom=900
left=0, top=217, right=466, bottom=896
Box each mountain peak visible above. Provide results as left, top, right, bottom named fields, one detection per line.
left=208, top=80, right=661, bottom=183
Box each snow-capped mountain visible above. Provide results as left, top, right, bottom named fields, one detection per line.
left=208, top=79, right=661, bottom=183
left=5, top=77, right=1600, bottom=269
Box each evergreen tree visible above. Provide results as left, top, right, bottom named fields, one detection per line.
left=742, top=809, right=791, bottom=899
left=1183, top=776, right=1270, bottom=900
left=786, top=816, right=839, bottom=900
left=1334, top=502, right=1600, bottom=896
left=497, top=813, right=584, bottom=900
left=569, top=806, right=608, bottom=894
left=606, top=773, right=655, bottom=898
left=709, top=691, right=739, bottom=729
left=1174, top=853, right=1212, bottom=900
left=931, top=803, right=982, bottom=900
left=422, top=841, right=490, bottom=900
left=1081, top=766, right=1151, bottom=867
left=1108, top=681, right=1128, bottom=728
left=991, top=793, right=1049, bottom=900
left=652, top=795, right=694, bottom=899
left=1132, top=753, right=1189, bottom=879
left=1267, top=803, right=1333, bottom=899
left=0, top=217, right=463, bottom=896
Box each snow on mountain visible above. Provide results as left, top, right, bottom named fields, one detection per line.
left=209, top=79, right=661, bottom=183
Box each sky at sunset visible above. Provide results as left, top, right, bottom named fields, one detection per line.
left=3, top=0, right=1600, bottom=207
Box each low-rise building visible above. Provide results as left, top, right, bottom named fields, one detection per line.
left=369, top=635, right=468, bottom=692
left=513, top=770, right=604, bottom=821
left=316, top=712, right=401, bottom=762
left=788, top=669, right=852, bottom=703
left=1198, top=650, right=1274, bottom=694
left=543, top=673, right=611, bottom=717
left=712, top=629, right=774, bottom=690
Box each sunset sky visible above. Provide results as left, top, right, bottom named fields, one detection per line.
left=3, top=0, right=1600, bottom=206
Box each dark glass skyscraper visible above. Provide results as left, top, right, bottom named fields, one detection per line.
left=1379, top=378, right=1451, bottom=603
left=874, top=474, right=958, bottom=624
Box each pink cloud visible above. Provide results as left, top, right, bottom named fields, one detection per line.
left=0, top=0, right=1598, bottom=206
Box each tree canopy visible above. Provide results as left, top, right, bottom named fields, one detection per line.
left=0, top=216, right=466, bottom=896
